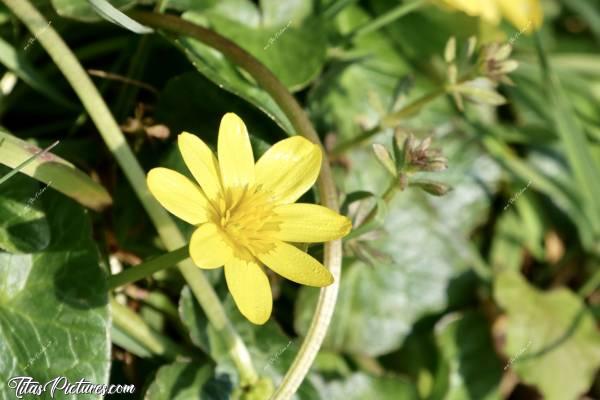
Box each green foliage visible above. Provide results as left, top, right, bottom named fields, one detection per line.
left=495, top=271, right=600, bottom=400
left=295, top=135, right=500, bottom=356
left=0, top=130, right=112, bottom=211
left=0, top=190, right=110, bottom=399
left=51, top=0, right=135, bottom=21
left=179, top=287, right=319, bottom=399
left=314, top=372, right=419, bottom=399
left=145, top=361, right=233, bottom=400
left=1, top=0, right=599, bottom=398
left=431, top=312, right=503, bottom=400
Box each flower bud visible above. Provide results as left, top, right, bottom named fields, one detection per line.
left=372, top=143, right=397, bottom=177
left=410, top=180, right=452, bottom=196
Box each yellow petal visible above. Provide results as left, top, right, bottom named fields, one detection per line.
left=189, top=223, right=235, bottom=269
left=497, top=0, right=543, bottom=32
left=224, top=259, right=272, bottom=324
left=218, top=113, right=255, bottom=189
left=178, top=132, right=222, bottom=201
left=147, top=167, right=209, bottom=225
left=439, top=0, right=482, bottom=16
left=479, top=0, right=501, bottom=24
left=257, top=241, right=333, bottom=287
left=255, top=136, right=322, bottom=205
left=272, top=203, right=352, bottom=243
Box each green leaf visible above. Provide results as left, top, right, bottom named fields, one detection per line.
left=314, top=372, right=419, bottom=400
left=341, top=190, right=388, bottom=241
left=260, top=0, right=313, bottom=26
left=494, top=271, right=600, bottom=400
left=51, top=0, right=135, bottom=22
left=367, top=0, right=478, bottom=65
left=179, top=286, right=319, bottom=399
left=145, top=361, right=233, bottom=400
left=177, top=0, right=324, bottom=92
left=0, top=169, right=50, bottom=253
left=535, top=36, right=600, bottom=242
left=431, top=312, right=503, bottom=400
left=0, top=190, right=110, bottom=399
left=204, top=13, right=326, bottom=91
left=88, top=0, right=153, bottom=34
left=155, top=72, right=286, bottom=163
left=110, top=323, right=153, bottom=359
left=295, top=136, right=501, bottom=356
left=174, top=18, right=294, bottom=135
left=0, top=129, right=112, bottom=210
left=489, top=210, right=525, bottom=273
left=476, top=127, right=596, bottom=250
left=0, top=36, right=75, bottom=108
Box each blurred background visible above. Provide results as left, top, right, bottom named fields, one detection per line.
left=0, top=0, right=599, bottom=399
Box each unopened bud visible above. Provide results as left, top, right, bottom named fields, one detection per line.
left=372, top=143, right=397, bottom=176
left=416, top=136, right=432, bottom=153
left=454, top=79, right=506, bottom=106
left=466, top=36, right=477, bottom=58
left=444, top=36, right=456, bottom=63
left=497, top=60, right=519, bottom=74
left=410, top=180, right=452, bottom=196
left=495, top=44, right=513, bottom=61
left=423, top=157, right=448, bottom=172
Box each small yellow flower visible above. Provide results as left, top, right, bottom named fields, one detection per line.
left=147, top=113, right=351, bottom=324
left=438, top=0, right=543, bottom=32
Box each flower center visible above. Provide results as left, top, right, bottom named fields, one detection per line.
left=210, top=185, right=278, bottom=257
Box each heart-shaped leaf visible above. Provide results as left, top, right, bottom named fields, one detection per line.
left=431, top=312, right=503, bottom=400
left=0, top=190, right=110, bottom=399
left=0, top=169, right=50, bottom=253
left=494, top=271, right=600, bottom=400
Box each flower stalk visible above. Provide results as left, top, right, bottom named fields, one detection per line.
left=130, top=11, right=344, bottom=399
left=345, top=0, right=428, bottom=41
left=1, top=0, right=258, bottom=386
left=108, top=245, right=188, bottom=290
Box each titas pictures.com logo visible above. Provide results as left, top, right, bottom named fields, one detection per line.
left=7, top=376, right=135, bottom=398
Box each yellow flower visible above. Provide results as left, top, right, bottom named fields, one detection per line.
left=147, top=113, right=351, bottom=324
left=438, top=0, right=543, bottom=32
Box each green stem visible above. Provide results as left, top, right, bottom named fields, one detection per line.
left=332, top=125, right=381, bottom=155
left=130, top=11, right=344, bottom=398
left=363, top=178, right=398, bottom=224
left=332, top=87, right=445, bottom=154
left=108, top=245, right=188, bottom=290
left=345, top=0, right=427, bottom=41
left=381, top=86, right=446, bottom=127
left=2, top=0, right=258, bottom=386
left=111, top=298, right=185, bottom=358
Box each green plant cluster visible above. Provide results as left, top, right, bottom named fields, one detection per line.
left=0, top=0, right=599, bottom=399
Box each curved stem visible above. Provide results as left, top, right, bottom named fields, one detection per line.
left=2, top=0, right=257, bottom=386
left=130, top=11, right=344, bottom=398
